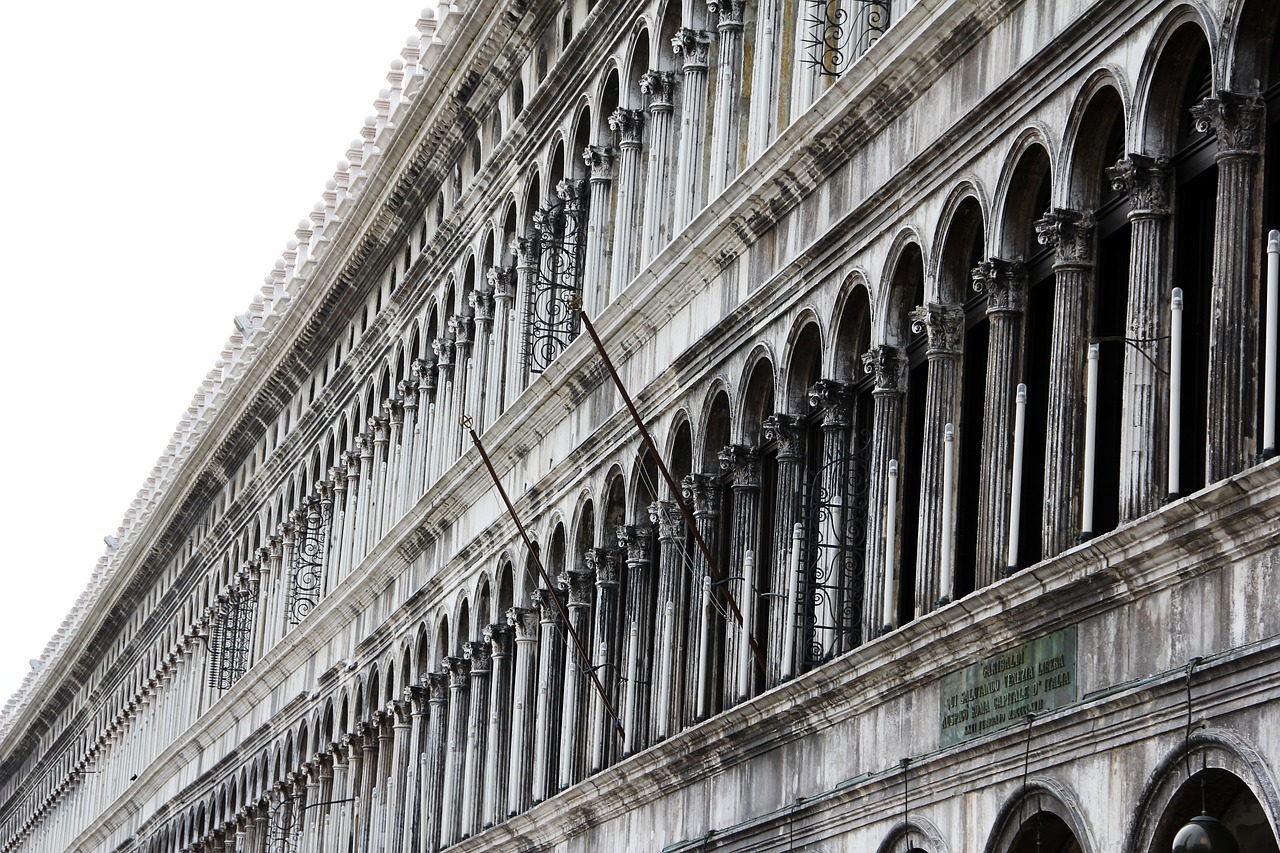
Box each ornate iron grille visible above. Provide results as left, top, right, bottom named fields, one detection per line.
left=797, top=424, right=871, bottom=669
left=286, top=495, right=331, bottom=625
left=266, top=795, right=300, bottom=853
left=207, top=586, right=256, bottom=690
left=800, top=0, right=890, bottom=76
left=524, top=179, right=588, bottom=374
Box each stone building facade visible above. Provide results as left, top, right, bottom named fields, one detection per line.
left=3, top=0, right=1280, bottom=850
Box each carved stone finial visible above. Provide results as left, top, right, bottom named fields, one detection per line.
left=718, top=445, right=761, bottom=488
left=861, top=344, right=907, bottom=395
left=1190, top=92, right=1265, bottom=155
left=1105, top=154, right=1171, bottom=215
left=908, top=303, right=964, bottom=355
left=762, top=413, right=804, bottom=461
left=608, top=108, right=645, bottom=146
left=1034, top=207, right=1095, bottom=266
left=971, top=257, right=1027, bottom=316
left=639, top=70, right=676, bottom=111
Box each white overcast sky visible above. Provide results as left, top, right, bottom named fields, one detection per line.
left=0, top=1, right=424, bottom=708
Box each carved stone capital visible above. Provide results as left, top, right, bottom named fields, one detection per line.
left=368, top=416, right=390, bottom=446
left=507, top=605, right=540, bottom=640
left=648, top=500, right=683, bottom=541
left=681, top=472, right=721, bottom=517
left=1034, top=207, right=1095, bottom=267
left=708, top=0, right=745, bottom=30
left=1106, top=154, right=1171, bottom=215
left=448, top=314, right=472, bottom=347
left=397, top=378, right=418, bottom=403
left=617, top=524, right=653, bottom=563
left=672, top=28, right=712, bottom=69
left=484, top=622, right=514, bottom=657
left=807, top=380, right=855, bottom=429
left=468, top=287, right=494, bottom=323
left=608, top=107, right=645, bottom=147
left=909, top=303, right=964, bottom=355
left=584, top=547, right=619, bottom=586
left=762, top=412, right=804, bottom=461
left=431, top=337, right=453, bottom=368
left=413, top=357, right=437, bottom=392
left=531, top=587, right=563, bottom=624
left=426, top=670, right=450, bottom=704
left=488, top=266, right=516, bottom=302
left=463, top=640, right=492, bottom=675
left=383, top=398, right=404, bottom=426
left=565, top=568, right=596, bottom=607
left=971, top=257, right=1027, bottom=316
left=516, top=235, right=539, bottom=269
left=583, top=144, right=615, bottom=182
left=444, top=656, right=470, bottom=689
left=408, top=684, right=430, bottom=715
left=861, top=344, right=907, bottom=395
left=639, top=70, right=676, bottom=111
left=718, top=444, right=761, bottom=488
left=1191, top=92, right=1265, bottom=156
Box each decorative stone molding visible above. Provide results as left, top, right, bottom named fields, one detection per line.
left=565, top=569, right=596, bottom=606
left=463, top=640, right=492, bottom=674
left=531, top=588, right=563, bottom=623
left=582, top=145, right=615, bottom=181
left=507, top=605, right=540, bottom=639
left=648, top=500, right=683, bottom=541
left=483, top=621, right=514, bottom=658
left=584, top=547, right=620, bottom=586
left=444, top=656, right=471, bottom=689
left=708, top=0, right=745, bottom=30
left=617, top=525, right=653, bottom=562
left=681, top=473, right=721, bottom=516
left=807, top=380, right=855, bottom=429
left=762, top=413, right=804, bottom=461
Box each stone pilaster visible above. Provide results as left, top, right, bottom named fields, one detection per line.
left=708, top=0, right=746, bottom=194
left=1035, top=207, right=1095, bottom=555
left=671, top=28, right=712, bottom=229
left=607, top=109, right=645, bottom=298
left=640, top=70, right=677, bottom=264
left=861, top=345, right=907, bottom=632
left=971, top=258, right=1027, bottom=586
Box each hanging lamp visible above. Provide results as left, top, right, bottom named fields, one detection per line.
left=1170, top=659, right=1238, bottom=853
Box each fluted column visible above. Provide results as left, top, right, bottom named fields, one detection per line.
left=404, top=688, right=427, bottom=853
left=449, top=314, right=472, bottom=461
left=640, top=70, right=677, bottom=264
left=1106, top=155, right=1173, bottom=516
left=468, top=289, right=494, bottom=434
left=395, top=381, right=417, bottom=517
left=513, top=238, right=538, bottom=392
left=671, top=29, right=711, bottom=229
left=1192, top=93, right=1265, bottom=481
left=861, top=345, right=908, bottom=632
left=646, top=501, right=683, bottom=740
left=341, top=451, right=361, bottom=575
left=680, top=474, right=720, bottom=722
left=356, top=431, right=374, bottom=560
left=586, top=548, right=621, bottom=771
left=369, top=414, right=390, bottom=538
left=805, top=382, right=856, bottom=657
left=763, top=413, right=804, bottom=681
left=617, top=525, right=654, bottom=755
left=581, top=145, right=615, bottom=314
left=506, top=606, right=539, bottom=816
left=384, top=401, right=405, bottom=534
left=440, top=657, right=470, bottom=846
left=971, top=259, right=1027, bottom=586
left=746, top=0, right=778, bottom=160
left=420, top=673, right=448, bottom=853
left=718, top=445, right=760, bottom=701
left=431, top=338, right=454, bottom=483
left=481, top=623, right=513, bottom=829
left=708, top=0, right=745, bottom=194
left=1035, top=208, right=1095, bottom=554
left=607, top=109, right=644, bottom=298
left=485, top=269, right=514, bottom=424
left=908, top=303, right=964, bottom=612
left=388, top=702, right=412, bottom=853
left=461, top=641, right=490, bottom=838
left=411, top=358, right=436, bottom=500
left=530, top=588, right=565, bottom=801
left=558, top=567, right=594, bottom=788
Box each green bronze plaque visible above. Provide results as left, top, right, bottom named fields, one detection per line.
left=939, top=625, right=1077, bottom=747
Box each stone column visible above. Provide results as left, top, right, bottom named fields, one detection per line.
left=581, top=145, right=615, bottom=315
left=746, top=0, right=778, bottom=161
left=607, top=109, right=645, bottom=299
left=513, top=238, right=538, bottom=393
left=907, top=303, right=964, bottom=613
left=431, top=338, right=454, bottom=483
left=1035, top=208, right=1095, bottom=554
left=358, top=720, right=379, bottom=852
left=460, top=641, right=490, bottom=839
left=671, top=29, right=712, bottom=229
left=396, top=380, right=418, bottom=518
left=411, top=358, right=436, bottom=500
left=640, top=70, right=677, bottom=265
left=404, top=687, right=428, bottom=853
left=680, top=474, right=720, bottom=723
left=1191, top=93, right=1265, bottom=482
left=420, top=672, right=448, bottom=853
left=861, top=345, right=907, bottom=633
left=708, top=0, right=745, bottom=195
left=356, top=431, right=374, bottom=560
left=558, top=567, right=595, bottom=789
left=369, top=414, right=390, bottom=539
left=586, top=547, right=621, bottom=771
left=506, top=606, right=539, bottom=817
left=481, top=623, right=513, bottom=829
left=440, top=657, right=470, bottom=846
left=485, top=269, right=514, bottom=425
left=757, top=412, right=798, bottom=686
left=385, top=401, right=405, bottom=534
left=971, top=259, right=1027, bottom=586
left=341, top=451, right=361, bottom=575
left=530, top=589, right=565, bottom=801
left=1106, top=155, right=1173, bottom=517
left=388, top=702, right=412, bottom=853
left=449, top=314, right=472, bottom=462
left=617, top=525, right=654, bottom=756
left=718, top=445, right=760, bottom=702
left=805, top=382, right=856, bottom=657
left=647, top=500, right=683, bottom=740
left=467, top=290, right=493, bottom=434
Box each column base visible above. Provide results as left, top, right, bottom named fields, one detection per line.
left=935, top=595, right=952, bottom=608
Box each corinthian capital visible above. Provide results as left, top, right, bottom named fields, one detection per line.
left=1105, top=154, right=1171, bottom=215
left=468, top=287, right=494, bottom=322
left=639, top=70, right=676, bottom=111
left=483, top=622, right=513, bottom=657
left=718, top=444, right=761, bottom=488
left=971, top=257, right=1027, bottom=316
left=807, top=380, right=855, bottom=428
left=608, top=108, right=645, bottom=147
left=762, top=412, right=804, bottom=461
left=531, top=587, right=563, bottom=623
left=1034, top=207, right=1095, bottom=266
left=681, top=472, right=721, bottom=516
left=463, top=640, right=492, bottom=674
left=708, top=0, right=745, bottom=30
left=507, top=605, right=540, bottom=639
left=426, top=670, right=450, bottom=704
left=565, top=568, right=596, bottom=607
left=1191, top=92, right=1265, bottom=155
left=648, top=500, right=683, bottom=541
left=582, top=144, right=614, bottom=181
left=584, top=547, right=619, bottom=586
left=672, top=28, right=712, bottom=69
left=487, top=265, right=516, bottom=301
left=862, top=344, right=907, bottom=395
left=617, top=524, right=653, bottom=563
left=909, top=303, right=964, bottom=355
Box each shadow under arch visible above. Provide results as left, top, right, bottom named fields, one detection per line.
left=984, top=779, right=1096, bottom=853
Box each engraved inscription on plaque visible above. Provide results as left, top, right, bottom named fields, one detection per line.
left=939, top=626, right=1077, bottom=747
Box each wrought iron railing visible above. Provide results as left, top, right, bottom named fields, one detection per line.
left=207, top=581, right=257, bottom=690
left=800, top=0, right=891, bottom=77
left=524, top=179, right=589, bottom=375
left=286, top=491, right=332, bottom=626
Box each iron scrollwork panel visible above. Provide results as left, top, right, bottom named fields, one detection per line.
left=797, top=424, right=871, bottom=669
left=267, top=796, right=301, bottom=853
left=287, top=500, right=331, bottom=625
left=801, top=0, right=890, bottom=76
left=208, top=588, right=256, bottom=691
left=525, top=179, right=588, bottom=374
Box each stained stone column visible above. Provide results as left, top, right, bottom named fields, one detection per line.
left=586, top=547, right=621, bottom=771
left=481, top=623, right=513, bottom=829
left=647, top=500, right=683, bottom=740
left=671, top=28, right=711, bottom=229
left=907, top=302, right=964, bottom=612
left=806, top=381, right=855, bottom=657
left=405, top=686, right=428, bottom=853
left=356, top=431, right=374, bottom=560
left=558, top=567, right=595, bottom=788
left=485, top=269, right=514, bottom=425
left=328, top=741, right=351, bottom=853
left=395, top=383, right=417, bottom=517
left=421, top=673, right=449, bottom=853
left=411, top=359, right=436, bottom=501
left=341, top=451, right=361, bottom=575
left=617, top=525, right=654, bottom=755
left=746, top=0, right=778, bottom=160
left=762, top=413, right=803, bottom=682
left=431, top=338, right=454, bottom=483
left=325, top=477, right=347, bottom=592
left=530, top=588, right=565, bottom=802
left=708, top=0, right=745, bottom=195
left=370, top=414, right=390, bottom=538
left=718, top=445, right=760, bottom=702
left=467, top=288, right=494, bottom=435
left=640, top=70, right=677, bottom=265
left=460, top=641, right=490, bottom=839
left=385, top=401, right=405, bottom=532
left=1105, top=155, right=1173, bottom=516
left=971, top=259, right=1027, bottom=586
left=449, top=314, right=472, bottom=461
left=506, top=606, right=539, bottom=817
left=1192, top=92, right=1265, bottom=481
left=1035, top=208, right=1095, bottom=554
left=680, top=474, right=720, bottom=723
left=861, top=345, right=907, bottom=633
left=513, top=238, right=538, bottom=393
left=581, top=145, right=615, bottom=315
left=388, top=702, right=412, bottom=852
left=607, top=110, right=644, bottom=298
left=439, top=657, right=470, bottom=846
